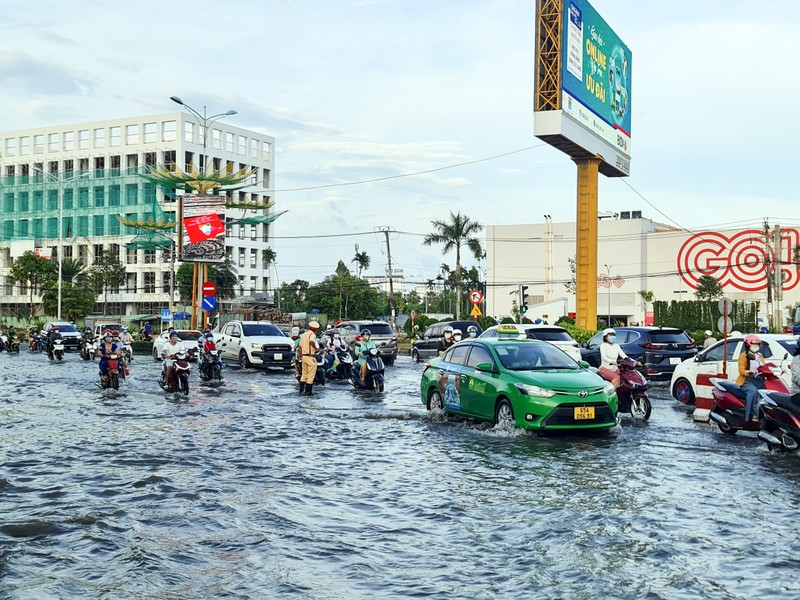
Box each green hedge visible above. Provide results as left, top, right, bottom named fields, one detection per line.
left=653, top=299, right=758, bottom=336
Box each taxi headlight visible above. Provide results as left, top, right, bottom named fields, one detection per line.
left=515, top=384, right=556, bottom=398
left=603, top=382, right=616, bottom=395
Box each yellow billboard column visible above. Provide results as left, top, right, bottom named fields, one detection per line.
left=574, top=157, right=601, bottom=330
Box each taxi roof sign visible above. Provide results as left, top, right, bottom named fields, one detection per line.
left=496, top=324, right=520, bottom=337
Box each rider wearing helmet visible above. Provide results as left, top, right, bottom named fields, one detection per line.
left=737, top=334, right=766, bottom=423
left=466, top=325, right=479, bottom=339
left=119, top=326, right=134, bottom=346
left=597, top=327, right=628, bottom=389
left=438, top=326, right=455, bottom=356
left=47, top=326, right=63, bottom=360
left=452, top=329, right=463, bottom=343
left=355, top=328, right=377, bottom=384
left=298, top=321, right=321, bottom=395
left=96, top=329, right=118, bottom=380
left=162, top=330, right=182, bottom=387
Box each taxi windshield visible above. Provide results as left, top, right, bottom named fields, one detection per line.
left=494, top=342, right=579, bottom=371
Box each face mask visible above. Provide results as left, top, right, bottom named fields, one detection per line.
left=454, top=335, right=462, bottom=341
left=469, top=332, right=476, bottom=338
left=749, top=344, right=760, bottom=353
left=444, top=333, right=452, bottom=339
left=608, top=336, right=617, bottom=343
left=104, top=336, right=111, bottom=342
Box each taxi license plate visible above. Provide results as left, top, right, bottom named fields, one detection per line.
left=669, top=357, right=681, bottom=365
left=274, top=353, right=282, bottom=360
left=574, top=406, right=595, bottom=420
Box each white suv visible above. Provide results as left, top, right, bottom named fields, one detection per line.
left=216, top=321, right=294, bottom=369
left=480, top=323, right=582, bottom=362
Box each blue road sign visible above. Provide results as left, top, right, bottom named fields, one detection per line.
left=201, top=296, right=217, bottom=312
left=161, top=308, right=172, bottom=322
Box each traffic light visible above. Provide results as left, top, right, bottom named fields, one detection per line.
left=519, top=285, right=529, bottom=314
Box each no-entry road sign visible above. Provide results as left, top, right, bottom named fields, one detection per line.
left=202, top=281, right=217, bottom=296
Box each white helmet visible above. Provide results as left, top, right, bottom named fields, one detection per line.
left=602, top=328, right=616, bottom=337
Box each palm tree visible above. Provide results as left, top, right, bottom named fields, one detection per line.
left=210, top=260, right=239, bottom=301
left=352, top=250, right=371, bottom=277
left=60, top=258, right=89, bottom=285
left=424, top=211, right=483, bottom=316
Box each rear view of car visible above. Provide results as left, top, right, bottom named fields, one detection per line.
left=637, top=328, right=696, bottom=379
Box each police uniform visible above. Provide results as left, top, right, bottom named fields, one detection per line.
left=298, top=322, right=320, bottom=395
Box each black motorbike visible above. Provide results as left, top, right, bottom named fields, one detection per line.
left=350, top=347, right=386, bottom=392
left=757, top=390, right=800, bottom=453
left=199, top=348, right=224, bottom=382
left=325, top=348, right=354, bottom=382
left=160, top=351, right=191, bottom=395
left=79, top=337, right=97, bottom=361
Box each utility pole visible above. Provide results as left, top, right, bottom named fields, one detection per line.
left=774, top=224, right=783, bottom=330
left=763, top=220, right=773, bottom=331
left=378, top=227, right=398, bottom=331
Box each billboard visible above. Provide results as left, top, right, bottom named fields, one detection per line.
left=181, top=195, right=226, bottom=263
left=534, top=0, right=632, bottom=177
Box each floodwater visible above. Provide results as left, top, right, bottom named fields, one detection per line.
left=1, top=348, right=799, bottom=599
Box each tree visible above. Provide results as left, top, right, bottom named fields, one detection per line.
left=423, top=211, right=483, bottom=317
left=694, top=275, right=724, bottom=331
left=42, top=281, right=96, bottom=321
left=60, top=258, right=89, bottom=285
left=261, top=248, right=276, bottom=268
left=565, top=257, right=577, bottom=294
left=279, top=279, right=310, bottom=313
left=8, top=251, right=57, bottom=318
left=352, top=249, right=371, bottom=277
left=639, top=290, right=654, bottom=319
left=176, top=260, right=239, bottom=304
left=90, top=252, right=127, bottom=316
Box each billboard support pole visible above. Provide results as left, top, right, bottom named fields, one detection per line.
left=574, top=156, right=601, bottom=330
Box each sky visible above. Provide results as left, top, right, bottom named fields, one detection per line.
left=0, top=0, right=797, bottom=291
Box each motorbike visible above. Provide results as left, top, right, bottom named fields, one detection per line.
left=30, top=332, right=46, bottom=353
left=80, top=338, right=97, bottom=361
left=99, top=352, right=122, bottom=390
left=756, top=390, right=800, bottom=452
left=0, top=334, right=6, bottom=352
left=6, top=333, right=21, bottom=353
left=160, top=350, right=191, bottom=395
left=199, top=348, right=224, bottom=382
left=615, top=357, right=652, bottom=420
left=51, top=340, right=65, bottom=361
left=325, top=348, right=354, bottom=382
left=140, top=330, right=153, bottom=342
left=350, top=347, right=386, bottom=392
left=708, top=364, right=788, bottom=434
left=293, top=351, right=327, bottom=386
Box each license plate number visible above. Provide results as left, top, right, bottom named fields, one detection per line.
left=274, top=353, right=282, bottom=360
left=669, top=357, right=681, bottom=365
left=574, top=406, right=595, bottom=420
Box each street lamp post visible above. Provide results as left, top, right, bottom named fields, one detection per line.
left=34, top=167, right=87, bottom=320
left=604, top=263, right=612, bottom=328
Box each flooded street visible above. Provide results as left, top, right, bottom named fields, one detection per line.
left=2, top=349, right=800, bottom=599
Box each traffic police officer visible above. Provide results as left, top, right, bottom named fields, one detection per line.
left=299, top=321, right=320, bottom=395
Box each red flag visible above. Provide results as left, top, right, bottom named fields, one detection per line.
left=184, top=213, right=225, bottom=243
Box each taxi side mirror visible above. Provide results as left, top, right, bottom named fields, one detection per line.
left=475, top=362, right=495, bottom=373
left=578, top=360, right=590, bottom=369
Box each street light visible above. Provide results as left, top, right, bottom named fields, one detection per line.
left=33, top=167, right=88, bottom=320
left=169, top=96, right=237, bottom=176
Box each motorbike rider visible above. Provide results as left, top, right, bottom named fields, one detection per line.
left=737, top=334, right=767, bottom=423
left=452, top=329, right=464, bottom=344
left=6, top=325, right=18, bottom=349
left=142, top=321, right=153, bottom=340
left=597, top=328, right=628, bottom=389
left=354, top=329, right=377, bottom=385
left=47, top=326, right=63, bottom=360
left=161, top=330, right=182, bottom=388
left=298, top=321, right=320, bottom=396
left=466, top=325, right=479, bottom=339
left=199, top=330, right=218, bottom=377
left=119, top=326, right=134, bottom=360
left=438, top=326, right=455, bottom=355
left=96, top=330, right=118, bottom=381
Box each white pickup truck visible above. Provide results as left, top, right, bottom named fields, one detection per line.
left=215, top=320, right=294, bottom=369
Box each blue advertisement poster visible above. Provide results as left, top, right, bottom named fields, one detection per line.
left=561, top=0, right=632, bottom=153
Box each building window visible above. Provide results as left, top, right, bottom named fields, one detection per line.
left=225, top=132, right=234, bottom=152
left=126, top=272, right=136, bottom=293
left=143, top=122, right=156, bottom=144
left=77, top=216, right=88, bottom=236
left=250, top=225, right=257, bottom=241
left=144, top=152, right=156, bottom=167
left=162, top=271, right=171, bottom=293
left=212, top=128, right=221, bottom=150
left=108, top=185, right=121, bottom=207
left=184, top=121, right=194, bottom=143
left=262, top=141, right=271, bottom=159
left=63, top=189, right=74, bottom=210
left=126, top=154, right=138, bottom=171
left=20, top=136, right=30, bottom=156
left=46, top=218, right=57, bottom=237
left=184, top=151, right=194, bottom=171
left=250, top=139, right=258, bottom=158
left=94, top=156, right=105, bottom=173
left=48, top=133, right=59, bottom=152
left=94, top=128, right=105, bottom=148
left=110, top=155, right=121, bottom=170
left=94, top=187, right=104, bottom=207
left=47, top=190, right=58, bottom=210
left=250, top=248, right=257, bottom=268
left=33, top=191, right=43, bottom=211
left=238, top=136, right=246, bottom=155
left=79, top=158, right=89, bottom=173
left=33, top=134, right=44, bottom=154
left=126, top=124, right=138, bottom=145
left=144, top=249, right=156, bottom=264
left=262, top=224, right=269, bottom=242
left=18, top=192, right=29, bottom=212
left=144, top=272, right=156, bottom=294
left=4, top=138, right=15, bottom=157
left=3, top=193, right=13, bottom=213
left=64, top=159, right=74, bottom=174
left=94, top=244, right=104, bottom=258
left=109, top=126, right=120, bottom=147
left=78, top=129, right=89, bottom=150
left=79, top=245, right=88, bottom=261
left=125, top=184, right=138, bottom=205
left=238, top=247, right=245, bottom=268
left=78, top=188, right=90, bottom=208
left=262, top=169, right=270, bottom=188
left=108, top=216, right=120, bottom=236
left=63, top=131, right=74, bottom=151
left=162, top=120, right=176, bottom=142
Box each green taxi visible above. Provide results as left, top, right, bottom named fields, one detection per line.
left=420, top=337, right=618, bottom=431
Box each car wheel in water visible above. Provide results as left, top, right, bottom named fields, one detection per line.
left=672, top=378, right=695, bottom=405
left=428, top=388, right=444, bottom=412
left=495, top=399, right=516, bottom=428
left=412, top=349, right=420, bottom=363
left=239, top=350, right=252, bottom=369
